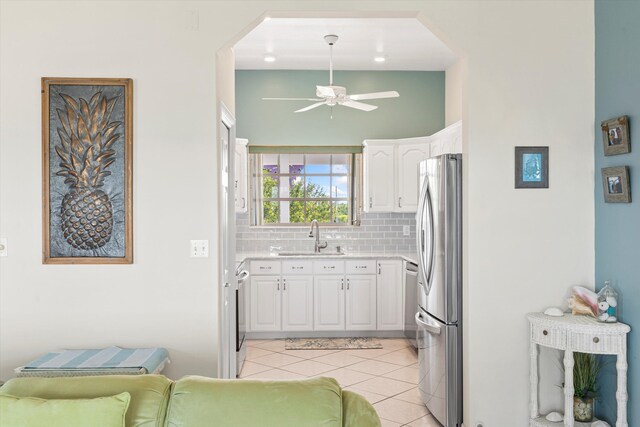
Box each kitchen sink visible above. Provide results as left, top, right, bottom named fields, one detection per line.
left=277, top=251, right=346, bottom=257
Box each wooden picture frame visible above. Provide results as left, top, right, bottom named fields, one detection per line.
left=601, top=116, right=630, bottom=156
left=601, top=166, right=631, bottom=203
left=515, top=146, right=549, bottom=189
left=42, top=78, right=133, bottom=264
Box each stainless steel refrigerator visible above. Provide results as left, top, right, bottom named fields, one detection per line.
left=416, top=153, right=462, bottom=427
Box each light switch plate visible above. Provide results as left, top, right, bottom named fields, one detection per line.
left=0, top=238, right=6, bottom=257
left=403, top=225, right=410, bottom=236
left=190, top=240, right=209, bottom=258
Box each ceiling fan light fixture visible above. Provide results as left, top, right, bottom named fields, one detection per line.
left=374, top=55, right=386, bottom=63
left=263, top=54, right=276, bottom=63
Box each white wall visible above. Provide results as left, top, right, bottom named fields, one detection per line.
left=445, top=60, right=463, bottom=126
left=0, top=1, right=594, bottom=425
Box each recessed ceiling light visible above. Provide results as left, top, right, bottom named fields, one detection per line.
left=264, top=54, right=276, bottom=63
left=374, top=56, right=386, bottom=63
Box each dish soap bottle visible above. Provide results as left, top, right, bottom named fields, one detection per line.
left=597, top=281, right=618, bottom=323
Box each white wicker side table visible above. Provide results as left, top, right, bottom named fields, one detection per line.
left=527, top=313, right=630, bottom=427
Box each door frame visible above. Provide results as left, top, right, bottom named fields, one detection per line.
left=217, top=101, right=237, bottom=379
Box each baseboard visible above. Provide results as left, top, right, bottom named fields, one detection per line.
left=246, top=330, right=405, bottom=340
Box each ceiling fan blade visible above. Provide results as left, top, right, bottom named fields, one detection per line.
left=263, top=97, right=323, bottom=101
left=316, top=86, right=336, bottom=98
left=295, top=102, right=326, bottom=113
left=348, top=91, right=400, bottom=101
left=341, top=100, right=378, bottom=112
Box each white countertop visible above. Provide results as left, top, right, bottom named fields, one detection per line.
left=237, top=251, right=418, bottom=265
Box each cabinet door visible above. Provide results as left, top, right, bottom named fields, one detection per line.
left=282, top=275, right=314, bottom=331
left=365, top=144, right=395, bottom=212
left=345, top=275, right=377, bottom=330
left=313, top=275, right=345, bottom=331
left=250, top=275, right=281, bottom=331
left=234, top=139, right=248, bottom=213
left=396, top=143, right=429, bottom=212
left=377, top=260, right=404, bottom=330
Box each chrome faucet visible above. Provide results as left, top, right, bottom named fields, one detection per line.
left=309, top=220, right=328, bottom=253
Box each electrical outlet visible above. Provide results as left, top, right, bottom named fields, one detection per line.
left=403, top=225, right=410, bottom=236
left=190, top=240, right=209, bottom=258
left=0, top=238, right=6, bottom=257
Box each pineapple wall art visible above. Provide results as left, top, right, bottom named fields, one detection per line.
left=42, top=78, right=132, bottom=264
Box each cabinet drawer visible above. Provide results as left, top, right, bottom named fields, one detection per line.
left=345, top=260, right=377, bottom=274
left=570, top=332, right=622, bottom=354
left=282, top=260, right=313, bottom=275
left=314, top=260, right=345, bottom=275
left=249, top=260, right=281, bottom=275
left=531, top=325, right=566, bottom=349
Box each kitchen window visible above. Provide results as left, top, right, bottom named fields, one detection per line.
left=249, top=151, right=362, bottom=226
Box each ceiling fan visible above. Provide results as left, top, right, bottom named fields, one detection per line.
left=262, top=34, right=400, bottom=114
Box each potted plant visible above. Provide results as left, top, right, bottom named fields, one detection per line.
left=573, top=352, right=600, bottom=422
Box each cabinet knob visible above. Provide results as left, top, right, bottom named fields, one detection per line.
left=542, top=330, right=548, bottom=336
left=593, top=337, right=599, bottom=344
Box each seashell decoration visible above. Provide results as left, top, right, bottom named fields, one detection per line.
left=545, top=411, right=564, bottom=422
left=568, top=286, right=599, bottom=317
left=544, top=307, right=565, bottom=317
left=597, top=281, right=619, bottom=323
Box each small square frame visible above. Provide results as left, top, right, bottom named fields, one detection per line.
left=515, top=146, right=549, bottom=189
left=601, top=116, right=630, bottom=156
left=601, top=166, right=631, bottom=203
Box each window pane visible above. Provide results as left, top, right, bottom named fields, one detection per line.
left=333, top=201, right=349, bottom=224
left=331, top=175, right=349, bottom=198
left=262, top=171, right=279, bottom=198
left=263, top=201, right=279, bottom=223
left=306, top=176, right=330, bottom=198
left=332, top=154, right=349, bottom=174
left=262, top=154, right=279, bottom=174
left=306, top=154, right=331, bottom=174
left=288, top=154, right=304, bottom=174
left=289, top=201, right=305, bottom=223
left=306, top=201, right=331, bottom=223
left=289, top=176, right=304, bottom=198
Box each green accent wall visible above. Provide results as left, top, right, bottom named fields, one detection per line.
left=235, top=70, right=445, bottom=146
left=595, top=0, right=639, bottom=423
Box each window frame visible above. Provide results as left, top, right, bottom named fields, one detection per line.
left=250, top=152, right=361, bottom=227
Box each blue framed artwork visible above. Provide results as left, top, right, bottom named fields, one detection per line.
left=515, top=146, right=549, bottom=188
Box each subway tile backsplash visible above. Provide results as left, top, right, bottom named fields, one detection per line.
left=236, top=212, right=416, bottom=254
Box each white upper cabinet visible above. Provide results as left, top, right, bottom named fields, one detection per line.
left=363, top=122, right=462, bottom=213
left=396, top=143, right=430, bottom=212
left=234, top=138, right=248, bottom=213
left=363, top=138, right=429, bottom=213
left=428, top=121, right=462, bottom=158
left=364, top=144, right=395, bottom=212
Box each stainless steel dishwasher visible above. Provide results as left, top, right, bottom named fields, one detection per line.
left=404, top=261, right=419, bottom=348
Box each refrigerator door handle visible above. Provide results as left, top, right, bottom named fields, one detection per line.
left=416, top=176, right=430, bottom=290
left=424, top=185, right=435, bottom=287
left=415, top=311, right=441, bottom=335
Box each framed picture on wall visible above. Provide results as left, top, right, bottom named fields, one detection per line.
left=42, top=77, right=133, bottom=264
left=515, top=146, right=549, bottom=189
left=601, top=166, right=631, bottom=203
left=601, top=116, right=630, bottom=156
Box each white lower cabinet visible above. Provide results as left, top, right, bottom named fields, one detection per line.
left=313, top=275, right=345, bottom=331
left=281, top=275, right=314, bottom=331
left=377, top=260, right=404, bottom=330
left=250, top=275, right=281, bottom=331
left=248, top=258, right=404, bottom=333
left=345, top=275, right=377, bottom=330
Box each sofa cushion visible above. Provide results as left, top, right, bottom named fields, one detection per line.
left=342, top=390, right=382, bottom=427
left=0, top=392, right=130, bottom=427
left=165, top=376, right=342, bottom=427
left=0, top=375, right=172, bottom=427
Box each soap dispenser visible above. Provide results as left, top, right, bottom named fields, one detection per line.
left=597, top=281, right=618, bottom=323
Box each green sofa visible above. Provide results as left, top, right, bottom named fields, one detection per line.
left=0, top=374, right=381, bottom=427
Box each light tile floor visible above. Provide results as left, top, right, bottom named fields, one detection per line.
left=240, top=338, right=440, bottom=427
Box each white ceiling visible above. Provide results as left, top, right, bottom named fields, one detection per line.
left=233, top=18, right=458, bottom=71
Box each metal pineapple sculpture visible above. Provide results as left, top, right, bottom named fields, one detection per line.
left=54, top=92, right=121, bottom=250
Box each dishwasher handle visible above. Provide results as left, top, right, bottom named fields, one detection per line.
left=415, top=311, right=441, bottom=335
